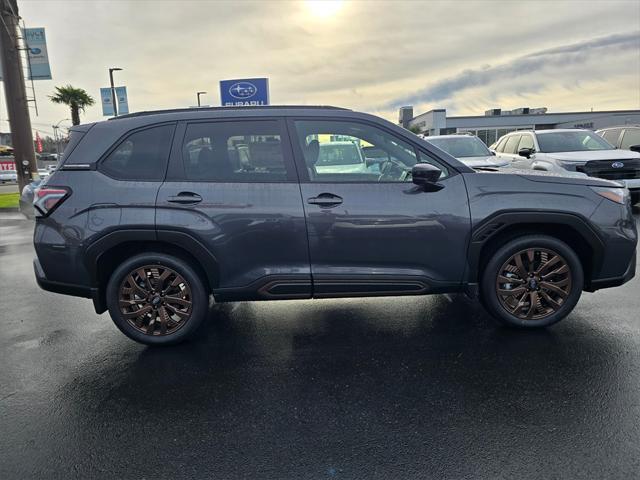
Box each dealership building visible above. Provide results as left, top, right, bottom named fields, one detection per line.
left=399, top=107, right=640, bottom=146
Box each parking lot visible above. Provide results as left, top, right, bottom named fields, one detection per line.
left=1, top=210, right=639, bottom=479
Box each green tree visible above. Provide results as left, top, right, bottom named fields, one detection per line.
left=49, top=85, right=95, bottom=125
left=409, top=125, right=422, bottom=135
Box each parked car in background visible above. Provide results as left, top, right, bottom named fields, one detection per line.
left=0, top=145, right=14, bottom=156
left=314, top=141, right=368, bottom=174
left=19, top=179, right=43, bottom=219
left=492, top=129, right=640, bottom=205
left=596, top=125, right=640, bottom=153
left=39, top=153, right=59, bottom=162
left=33, top=106, right=636, bottom=345
left=424, top=134, right=510, bottom=169
left=37, top=169, right=50, bottom=180
left=0, top=169, right=18, bottom=183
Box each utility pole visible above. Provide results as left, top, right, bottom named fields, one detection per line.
left=0, top=0, right=37, bottom=191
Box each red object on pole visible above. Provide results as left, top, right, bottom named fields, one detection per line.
left=35, top=131, right=42, bottom=153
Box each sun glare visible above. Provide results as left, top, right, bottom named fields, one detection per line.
left=305, top=0, right=344, bottom=19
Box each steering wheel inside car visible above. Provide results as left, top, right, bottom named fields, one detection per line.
left=378, top=157, right=411, bottom=182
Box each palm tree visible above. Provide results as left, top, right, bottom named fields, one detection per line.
left=49, top=85, right=95, bottom=125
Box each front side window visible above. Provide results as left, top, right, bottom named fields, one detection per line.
left=100, top=124, right=175, bottom=181
left=536, top=131, right=614, bottom=153
left=294, top=120, right=444, bottom=182
left=620, top=129, right=640, bottom=150
left=182, top=120, right=288, bottom=182
left=503, top=135, right=521, bottom=154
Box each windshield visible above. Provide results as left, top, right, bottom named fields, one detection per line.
left=427, top=136, right=491, bottom=157
left=316, top=143, right=363, bottom=166
left=536, top=131, right=614, bottom=153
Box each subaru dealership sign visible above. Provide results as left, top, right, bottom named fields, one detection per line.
left=220, top=78, right=269, bottom=106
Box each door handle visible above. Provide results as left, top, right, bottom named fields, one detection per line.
left=307, top=193, right=343, bottom=207
left=167, top=192, right=202, bottom=204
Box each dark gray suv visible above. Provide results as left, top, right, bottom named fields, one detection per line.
left=33, top=106, right=637, bottom=345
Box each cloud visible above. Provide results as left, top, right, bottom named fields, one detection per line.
left=384, top=31, right=640, bottom=110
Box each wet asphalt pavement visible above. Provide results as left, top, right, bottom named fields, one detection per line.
left=1, top=212, right=639, bottom=479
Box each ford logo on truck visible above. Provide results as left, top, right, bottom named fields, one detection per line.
left=229, top=82, right=257, bottom=99
left=611, top=162, right=624, bottom=169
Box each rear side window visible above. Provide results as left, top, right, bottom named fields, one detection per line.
left=60, top=130, right=85, bottom=163
left=100, top=124, right=175, bottom=181
left=494, top=136, right=508, bottom=152
left=182, top=120, right=289, bottom=182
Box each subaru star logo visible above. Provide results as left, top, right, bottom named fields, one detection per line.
left=611, top=161, right=625, bottom=169
left=229, top=82, right=257, bottom=100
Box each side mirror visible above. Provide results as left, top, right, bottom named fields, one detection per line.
left=412, top=163, right=443, bottom=191
left=629, top=144, right=640, bottom=153
left=518, top=147, right=534, bottom=158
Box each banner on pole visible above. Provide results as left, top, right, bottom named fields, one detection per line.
left=101, top=86, right=129, bottom=116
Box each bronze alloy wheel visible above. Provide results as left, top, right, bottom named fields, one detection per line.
left=495, top=248, right=572, bottom=320
left=118, top=265, right=193, bottom=336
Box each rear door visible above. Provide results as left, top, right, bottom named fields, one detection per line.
left=288, top=117, right=471, bottom=296
left=156, top=118, right=311, bottom=300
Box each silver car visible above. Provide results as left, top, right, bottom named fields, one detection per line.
left=424, top=134, right=510, bottom=169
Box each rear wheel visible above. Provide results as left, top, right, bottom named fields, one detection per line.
left=106, top=253, right=208, bottom=345
left=480, top=235, right=583, bottom=328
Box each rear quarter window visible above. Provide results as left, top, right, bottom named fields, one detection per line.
left=100, top=124, right=175, bottom=181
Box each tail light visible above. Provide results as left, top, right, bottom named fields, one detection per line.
left=34, top=186, right=71, bottom=217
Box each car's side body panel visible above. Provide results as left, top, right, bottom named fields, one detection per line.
left=32, top=108, right=637, bottom=318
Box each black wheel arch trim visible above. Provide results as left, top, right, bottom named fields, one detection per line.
left=84, top=228, right=220, bottom=292
left=467, top=210, right=605, bottom=285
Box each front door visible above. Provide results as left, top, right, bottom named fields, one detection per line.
left=288, top=118, right=471, bottom=296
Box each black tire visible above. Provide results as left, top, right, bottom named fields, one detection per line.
left=480, top=235, right=583, bottom=328
left=106, top=252, right=208, bottom=345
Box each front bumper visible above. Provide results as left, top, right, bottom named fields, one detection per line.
left=587, top=249, right=636, bottom=291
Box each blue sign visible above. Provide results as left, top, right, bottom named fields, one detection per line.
left=100, top=86, right=129, bottom=116
left=23, top=28, right=52, bottom=80
left=220, top=78, right=269, bottom=106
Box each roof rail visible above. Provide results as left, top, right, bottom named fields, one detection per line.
left=110, top=105, right=350, bottom=120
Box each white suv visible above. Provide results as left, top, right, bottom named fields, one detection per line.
left=492, top=129, right=640, bottom=204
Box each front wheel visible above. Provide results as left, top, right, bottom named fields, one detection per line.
left=106, top=253, right=208, bottom=345
left=480, top=235, right=583, bottom=328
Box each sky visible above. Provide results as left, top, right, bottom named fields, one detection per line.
left=2, top=0, right=639, bottom=139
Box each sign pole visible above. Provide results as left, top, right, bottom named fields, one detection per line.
left=109, top=68, right=118, bottom=117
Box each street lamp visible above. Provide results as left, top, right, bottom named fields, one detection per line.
left=109, top=67, right=123, bottom=117
left=197, top=91, right=207, bottom=107
left=52, top=118, right=70, bottom=156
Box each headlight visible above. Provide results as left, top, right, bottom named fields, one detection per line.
left=557, top=160, right=587, bottom=171
left=591, top=186, right=629, bottom=205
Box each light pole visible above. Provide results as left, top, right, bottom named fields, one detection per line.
left=52, top=118, right=70, bottom=157
left=109, top=67, right=123, bottom=117
left=197, top=91, right=207, bottom=107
